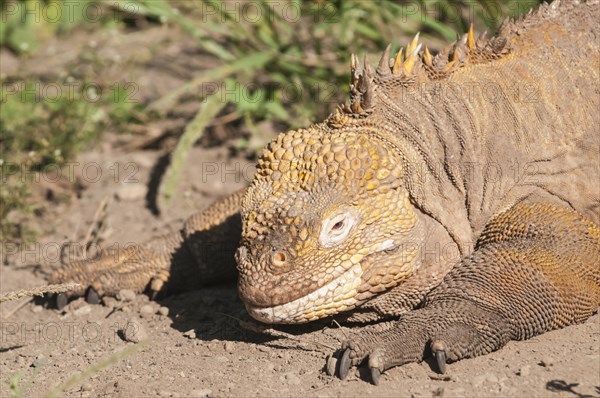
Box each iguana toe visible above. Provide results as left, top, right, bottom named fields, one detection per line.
left=335, top=340, right=387, bottom=383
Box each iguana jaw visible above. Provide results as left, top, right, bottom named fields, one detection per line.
left=245, top=263, right=364, bottom=324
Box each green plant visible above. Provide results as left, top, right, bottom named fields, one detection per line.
left=0, top=79, right=106, bottom=241
left=1, top=0, right=99, bottom=54
left=144, top=0, right=540, bottom=204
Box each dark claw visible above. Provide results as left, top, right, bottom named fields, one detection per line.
left=86, top=287, right=101, bottom=304
left=435, top=350, right=447, bottom=374
left=338, top=348, right=352, bottom=380
left=370, top=367, right=381, bottom=385
left=56, top=293, right=68, bottom=310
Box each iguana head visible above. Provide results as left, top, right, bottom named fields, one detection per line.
left=236, top=124, right=424, bottom=324
left=236, top=27, right=504, bottom=323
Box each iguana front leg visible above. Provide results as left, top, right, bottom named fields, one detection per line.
left=49, top=189, right=245, bottom=307
left=334, top=203, right=600, bottom=384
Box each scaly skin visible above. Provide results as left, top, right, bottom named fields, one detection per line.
left=50, top=1, right=600, bottom=384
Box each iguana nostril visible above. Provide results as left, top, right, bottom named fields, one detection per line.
left=272, top=251, right=287, bottom=266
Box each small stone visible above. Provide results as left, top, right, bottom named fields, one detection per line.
left=115, top=183, right=147, bottom=201
left=517, top=366, right=530, bottom=377
left=189, top=389, right=212, bottom=397
left=73, top=305, right=92, bottom=316
left=120, top=321, right=147, bottom=343
left=224, top=341, right=235, bottom=353
left=282, top=372, right=301, bottom=386
left=183, top=329, right=196, bottom=339
left=487, top=374, right=499, bottom=383
left=158, top=306, right=170, bottom=316
left=472, top=374, right=487, bottom=387
left=81, top=382, right=94, bottom=392
left=31, top=305, right=43, bottom=313
left=263, top=361, right=275, bottom=372
left=447, top=388, right=465, bottom=397
left=32, top=354, right=47, bottom=368
left=325, top=355, right=336, bottom=376
left=118, top=289, right=136, bottom=302
left=102, top=296, right=118, bottom=308
left=539, top=357, right=554, bottom=367
left=140, top=304, right=155, bottom=317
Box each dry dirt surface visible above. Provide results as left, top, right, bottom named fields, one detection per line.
left=1, top=143, right=599, bottom=398
left=1, top=22, right=599, bottom=398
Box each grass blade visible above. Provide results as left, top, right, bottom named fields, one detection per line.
left=147, top=52, right=272, bottom=114
left=158, top=94, right=227, bottom=204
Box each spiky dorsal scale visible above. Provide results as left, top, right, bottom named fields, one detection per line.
left=340, top=1, right=575, bottom=119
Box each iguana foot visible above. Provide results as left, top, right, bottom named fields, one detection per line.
left=49, top=190, right=245, bottom=309
left=48, top=235, right=188, bottom=308
left=333, top=303, right=511, bottom=384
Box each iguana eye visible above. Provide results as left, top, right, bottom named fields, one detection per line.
left=331, top=220, right=344, bottom=231
left=320, top=211, right=357, bottom=247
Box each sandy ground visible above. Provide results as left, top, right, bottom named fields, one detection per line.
left=1, top=144, right=599, bottom=398
left=1, top=20, right=599, bottom=398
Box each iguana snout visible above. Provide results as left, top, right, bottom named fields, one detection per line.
left=236, top=127, right=424, bottom=323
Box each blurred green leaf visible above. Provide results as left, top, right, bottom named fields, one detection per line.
left=158, top=93, right=226, bottom=203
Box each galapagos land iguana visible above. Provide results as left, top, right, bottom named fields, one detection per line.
left=50, top=0, right=600, bottom=384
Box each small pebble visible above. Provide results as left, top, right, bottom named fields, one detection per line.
left=189, top=389, right=212, bottom=398
left=539, top=357, right=554, bottom=367
left=115, top=183, right=147, bottom=201
left=118, top=289, right=136, bottom=302
left=140, top=304, right=155, bottom=317
left=81, top=382, right=93, bottom=392
left=282, top=372, right=301, bottom=386
left=183, top=329, right=196, bottom=339
left=517, top=366, right=530, bottom=377
left=32, top=354, right=47, bottom=368
left=263, top=361, right=275, bottom=372
left=31, top=305, right=43, bottom=313
left=487, top=374, right=499, bottom=383
left=325, top=355, right=336, bottom=376
left=102, top=297, right=118, bottom=308
left=472, top=374, right=487, bottom=387
left=120, top=321, right=147, bottom=343
left=158, top=306, right=170, bottom=316
left=224, top=341, right=235, bottom=353
left=73, top=305, right=92, bottom=316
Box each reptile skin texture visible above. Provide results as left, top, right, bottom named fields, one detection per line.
left=50, top=1, right=599, bottom=384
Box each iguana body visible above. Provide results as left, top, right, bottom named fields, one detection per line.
left=51, top=1, right=600, bottom=384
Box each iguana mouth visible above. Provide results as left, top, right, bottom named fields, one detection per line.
left=244, top=263, right=363, bottom=324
